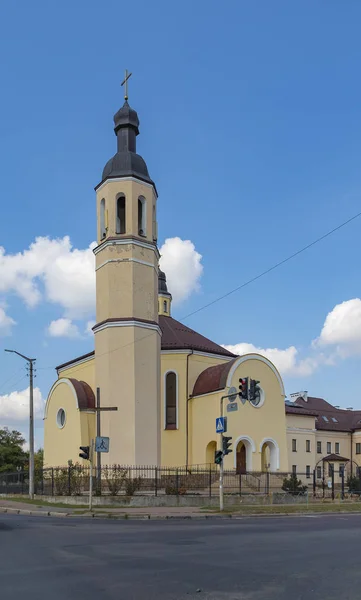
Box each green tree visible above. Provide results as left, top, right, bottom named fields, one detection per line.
left=34, top=448, right=44, bottom=472
left=0, top=427, right=27, bottom=473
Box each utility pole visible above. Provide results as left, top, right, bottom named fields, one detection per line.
left=5, top=349, right=36, bottom=500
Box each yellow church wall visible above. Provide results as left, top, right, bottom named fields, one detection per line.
left=161, top=353, right=188, bottom=467
left=44, top=379, right=95, bottom=468
left=160, top=351, right=232, bottom=467
left=190, top=355, right=289, bottom=472
left=96, top=179, right=157, bottom=245
left=57, top=357, right=95, bottom=393
left=286, top=414, right=316, bottom=475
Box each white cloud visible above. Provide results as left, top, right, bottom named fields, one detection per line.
left=85, top=320, right=95, bottom=336
left=0, top=386, right=45, bottom=421
left=317, top=298, right=361, bottom=355
left=0, top=236, right=96, bottom=318
left=0, top=307, right=16, bottom=336
left=222, top=342, right=321, bottom=377
left=0, top=236, right=202, bottom=332
left=159, top=237, right=203, bottom=305
left=48, top=318, right=80, bottom=338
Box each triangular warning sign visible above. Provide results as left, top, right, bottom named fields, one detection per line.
left=216, top=419, right=223, bottom=432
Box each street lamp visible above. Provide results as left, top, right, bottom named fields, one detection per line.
left=5, top=349, right=36, bottom=499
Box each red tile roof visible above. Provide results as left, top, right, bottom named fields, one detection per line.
left=159, top=316, right=235, bottom=357
left=286, top=396, right=361, bottom=432
left=192, top=360, right=238, bottom=396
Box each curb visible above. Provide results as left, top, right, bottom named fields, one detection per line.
left=2, top=505, right=361, bottom=521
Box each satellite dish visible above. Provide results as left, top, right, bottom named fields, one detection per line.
left=228, top=386, right=238, bottom=403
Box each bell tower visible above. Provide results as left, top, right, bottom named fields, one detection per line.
left=93, top=80, right=161, bottom=466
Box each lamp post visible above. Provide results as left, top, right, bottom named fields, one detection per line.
left=5, top=349, right=36, bottom=499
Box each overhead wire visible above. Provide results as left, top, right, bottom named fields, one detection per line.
left=33, top=208, right=361, bottom=370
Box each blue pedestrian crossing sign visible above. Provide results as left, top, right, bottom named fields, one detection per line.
left=95, top=436, right=110, bottom=453
left=216, top=417, right=227, bottom=434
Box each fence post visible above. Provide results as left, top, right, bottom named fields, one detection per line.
left=239, top=471, right=242, bottom=497
left=209, top=464, right=212, bottom=499
left=41, top=469, right=44, bottom=496
left=266, top=471, right=270, bottom=495
left=331, top=466, right=335, bottom=501
left=68, top=466, right=71, bottom=496
left=21, top=470, right=24, bottom=494
left=176, top=468, right=179, bottom=495
left=313, top=469, right=316, bottom=497
left=341, top=468, right=345, bottom=500
left=155, top=467, right=158, bottom=497
left=51, top=468, right=54, bottom=496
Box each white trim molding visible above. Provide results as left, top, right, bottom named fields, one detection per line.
left=95, top=257, right=157, bottom=272
left=93, top=319, right=162, bottom=335
left=233, top=435, right=256, bottom=471
left=160, top=349, right=232, bottom=362
left=93, top=237, right=160, bottom=258
left=96, top=176, right=157, bottom=195
left=57, top=353, right=94, bottom=374
left=259, top=437, right=280, bottom=471
left=226, top=353, right=285, bottom=397
left=44, top=378, right=79, bottom=420
left=163, top=369, right=179, bottom=430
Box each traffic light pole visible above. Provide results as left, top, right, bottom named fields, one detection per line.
left=219, top=392, right=235, bottom=512
left=89, top=439, right=94, bottom=512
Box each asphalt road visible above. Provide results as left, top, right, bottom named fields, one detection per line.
left=1, top=514, right=361, bottom=599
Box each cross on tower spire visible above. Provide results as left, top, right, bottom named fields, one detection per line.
left=121, top=69, right=132, bottom=101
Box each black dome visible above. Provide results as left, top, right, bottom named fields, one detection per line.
left=102, top=151, right=151, bottom=183
left=158, top=269, right=171, bottom=296
left=99, top=99, right=155, bottom=188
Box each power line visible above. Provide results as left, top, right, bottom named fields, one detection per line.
left=180, top=209, right=361, bottom=321
left=36, top=208, right=361, bottom=370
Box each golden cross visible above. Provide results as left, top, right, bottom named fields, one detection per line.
left=121, top=69, right=132, bottom=101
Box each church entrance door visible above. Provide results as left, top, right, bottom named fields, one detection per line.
left=236, top=444, right=247, bottom=474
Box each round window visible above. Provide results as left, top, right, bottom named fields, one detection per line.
left=57, top=408, right=66, bottom=428
left=250, top=388, right=265, bottom=408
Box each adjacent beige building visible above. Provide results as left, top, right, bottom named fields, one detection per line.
left=43, top=89, right=361, bottom=476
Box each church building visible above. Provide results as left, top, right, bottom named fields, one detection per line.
left=45, top=85, right=360, bottom=478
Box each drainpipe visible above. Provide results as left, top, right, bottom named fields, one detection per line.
left=351, top=430, right=353, bottom=475
left=185, top=350, right=193, bottom=469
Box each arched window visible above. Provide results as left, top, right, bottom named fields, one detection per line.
left=165, top=371, right=177, bottom=429
left=163, top=300, right=167, bottom=313
left=138, top=196, right=146, bottom=236
left=152, top=204, right=157, bottom=241
left=100, top=199, right=106, bottom=239
left=116, top=195, right=126, bottom=234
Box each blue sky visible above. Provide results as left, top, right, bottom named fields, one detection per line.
left=1, top=1, right=361, bottom=446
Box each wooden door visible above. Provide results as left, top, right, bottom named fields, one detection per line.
left=236, top=445, right=246, bottom=474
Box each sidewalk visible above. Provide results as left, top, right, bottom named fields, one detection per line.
left=0, top=498, right=209, bottom=519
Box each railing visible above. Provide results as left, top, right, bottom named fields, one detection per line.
left=0, top=466, right=329, bottom=498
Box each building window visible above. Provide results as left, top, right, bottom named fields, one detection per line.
left=335, top=442, right=340, bottom=454
left=116, top=195, right=126, bottom=234
left=56, top=408, right=66, bottom=429
left=292, top=439, right=297, bottom=452
left=306, top=440, right=311, bottom=453
left=317, top=466, right=322, bottom=479
left=356, top=443, right=361, bottom=455
left=328, top=463, right=334, bottom=477
left=339, top=465, right=345, bottom=477
left=292, top=465, right=297, bottom=475
left=165, top=372, right=177, bottom=429
left=306, top=465, right=311, bottom=479
left=317, top=441, right=322, bottom=454
left=327, top=442, right=331, bottom=454
left=138, top=196, right=146, bottom=236
left=163, top=300, right=167, bottom=313
left=100, top=198, right=106, bottom=239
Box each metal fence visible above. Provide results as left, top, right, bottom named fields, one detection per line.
left=1, top=465, right=358, bottom=498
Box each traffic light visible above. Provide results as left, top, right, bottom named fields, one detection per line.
left=79, top=446, right=90, bottom=461
left=214, top=450, right=223, bottom=465
left=238, top=377, right=248, bottom=400
left=249, top=379, right=261, bottom=405
left=222, top=436, right=233, bottom=455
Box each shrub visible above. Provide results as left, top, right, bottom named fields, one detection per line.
left=282, top=474, right=307, bottom=495
left=124, top=476, right=142, bottom=496
left=104, top=465, right=128, bottom=496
